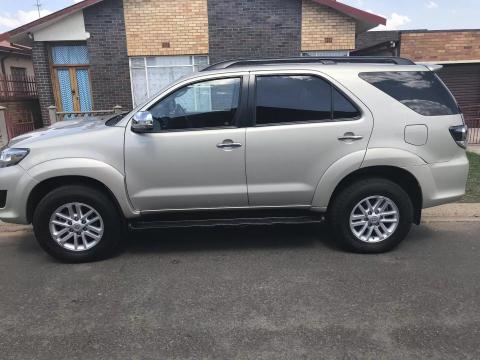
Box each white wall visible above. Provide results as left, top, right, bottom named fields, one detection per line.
left=3, top=56, right=35, bottom=77
left=33, top=11, right=90, bottom=42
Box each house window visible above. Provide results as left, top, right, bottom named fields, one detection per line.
left=10, top=67, right=27, bottom=95
left=301, top=50, right=350, bottom=57
left=129, top=55, right=209, bottom=107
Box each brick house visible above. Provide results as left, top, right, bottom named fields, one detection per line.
left=353, top=29, right=480, bottom=141
left=5, top=0, right=385, bottom=125
left=0, top=36, right=42, bottom=145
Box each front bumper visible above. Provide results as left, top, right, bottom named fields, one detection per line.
left=0, top=165, right=38, bottom=224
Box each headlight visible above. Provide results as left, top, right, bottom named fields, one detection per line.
left=0, top=148, right=30, bottom=168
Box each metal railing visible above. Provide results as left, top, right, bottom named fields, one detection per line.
left=0, top=74, right=37, bottom=100
left=463, top=105, right=480, bottom=144
left=49, top=105, right=123, bottom=123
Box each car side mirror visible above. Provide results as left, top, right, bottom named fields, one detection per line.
left=131, top=111, right=154, bottom=133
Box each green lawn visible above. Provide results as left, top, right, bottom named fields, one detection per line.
left=461, top=151, right=480, bottom=203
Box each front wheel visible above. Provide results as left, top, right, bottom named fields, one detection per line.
left=328, top=178, right=414, bottom=253
left=33, top=185, right=124, bottom=262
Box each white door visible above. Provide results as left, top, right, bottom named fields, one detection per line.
left=125, top=76, right=248, bottom=211
left=245, top=72, right=374, bottom=207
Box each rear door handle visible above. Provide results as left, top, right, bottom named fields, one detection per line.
left=216, top=139, right=243, bottom=150
left=338, top=133, right=363, bottom=142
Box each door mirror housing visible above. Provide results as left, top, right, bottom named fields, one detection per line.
left=131, top=111, right=154, bottom=133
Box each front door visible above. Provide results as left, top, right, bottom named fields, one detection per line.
left=51, top=45, right=92, bottom=114
left=245, top=71, right=374, bottom=207
left=55, top=67, right=92, bottom=113
left=125, top=75, right=249, bottom=211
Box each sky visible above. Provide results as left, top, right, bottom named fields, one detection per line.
left=0, top=0, right=478, bottom=33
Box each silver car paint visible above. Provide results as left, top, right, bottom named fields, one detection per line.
left=0, top=63, right=468, bottom=224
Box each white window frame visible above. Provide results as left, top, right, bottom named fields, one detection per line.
left=129, top=55, right=209, bottom=107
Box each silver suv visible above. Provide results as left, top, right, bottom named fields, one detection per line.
left=0, top=57, right=469, bottom=262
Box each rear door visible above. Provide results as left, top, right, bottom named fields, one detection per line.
left=245, top=70, right=374, bottom=207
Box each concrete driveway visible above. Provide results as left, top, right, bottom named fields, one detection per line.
left=1, top=222, right=480, bottom=359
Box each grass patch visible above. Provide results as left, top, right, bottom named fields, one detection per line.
left=461, top=151, right=480, bottom=203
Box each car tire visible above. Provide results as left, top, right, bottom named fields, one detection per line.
left=33, top=185, right=124, bottom=263
left=328, top=178, right=414, bottom=253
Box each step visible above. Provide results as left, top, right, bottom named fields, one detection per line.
left=129, top=215, right=324, bottom=230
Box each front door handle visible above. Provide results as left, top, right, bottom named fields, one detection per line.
left=338, top=132, right=363, bottom=142
left=216, top=139, right=243, bottom=150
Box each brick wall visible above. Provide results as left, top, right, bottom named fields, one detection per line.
left=208, top=0, right=301, bottom=63
left=401, top=30, right=480, bottom=62
left=84, top=0, right=132, bottom=110
left=124, top=0, right=209, bottom=56
left=32, top=42, right=55, bottom=125
left=301, top=0, right=355, bottom=52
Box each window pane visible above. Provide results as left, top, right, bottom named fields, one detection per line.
left=359, top=71, right=460, bottom=116
left=131, top=68, right=148, bottom=106
left=333, top=88, right=360, bottom=119
left=52, top=45, right=89, bottom=65
left=146, top=56, right=192, bottom=67
left=130, top=57, right=145, bottom=68
left=148, top=78, right=241, bottom=131
left=255, top=75, right=332, bottom=125
left=147, top=66, right=192, bottom=97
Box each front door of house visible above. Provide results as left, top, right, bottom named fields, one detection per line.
left=51, top=45, right=93, bottom=113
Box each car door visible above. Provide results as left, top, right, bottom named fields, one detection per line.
left=125, top=74, right=249, bottom=211
left=245, top=70, right=374, bottom=207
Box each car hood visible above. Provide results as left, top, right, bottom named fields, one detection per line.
left=6, top=115, right=123, bottom=148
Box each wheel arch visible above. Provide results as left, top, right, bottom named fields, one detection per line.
left=327, top=166, right=423, bottom=225
left=26, top=176, right=126, bottom=224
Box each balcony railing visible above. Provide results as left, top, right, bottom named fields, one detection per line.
left=0, top=74, right=37, bottom=100
left=462, top=105, right=480, bottom=144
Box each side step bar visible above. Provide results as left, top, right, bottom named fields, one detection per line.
left=129, top=215, right=324, bottom=230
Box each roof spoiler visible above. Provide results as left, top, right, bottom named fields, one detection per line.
left=202, top=56, right=416, bottom=71
left=417, top=63, right=444, bottom=72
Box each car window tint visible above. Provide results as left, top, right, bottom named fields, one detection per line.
left=333, top=88, right=360, bottom=119
left=255, top=75, right=332, bottom=125
left=359, top=71, right=460, bottom=116
left=148, top=77, right=241, bottom=131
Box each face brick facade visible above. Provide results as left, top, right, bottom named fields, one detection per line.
left=32, top=42, right=56, bottom=125
left=301, top=0, right=356, bottom=52
left=124, top=0, right=209, bottom=56
left=207, top=0, right=302, bottom=63
left=400, top=30, right=480, bottom=62
left=84, top=0, right=132, bottom=111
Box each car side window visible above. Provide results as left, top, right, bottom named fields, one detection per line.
left=255, top=75, right=332, bottom=125
left=255, top=75, right=360, bottom=125
left=333, top=88, right=360, bottom=120
left=148, top=77, right=241, bottom=131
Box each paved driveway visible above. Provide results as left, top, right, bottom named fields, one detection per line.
left=1, top=222, right=480, bottom=359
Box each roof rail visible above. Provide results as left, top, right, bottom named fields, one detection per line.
left=202, top=56, right=415, bottom=71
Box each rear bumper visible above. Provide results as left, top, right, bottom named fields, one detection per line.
left=0, top=165, right=37, bottom=224
left=407, top=152, right=469, bottom=209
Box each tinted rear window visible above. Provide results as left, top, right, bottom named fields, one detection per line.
left=359, top=71, right=460, bottom=116
left=255, top=75, right=360, bottom=125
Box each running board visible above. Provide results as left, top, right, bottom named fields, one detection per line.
left=129, top=215, right=324, bottom=230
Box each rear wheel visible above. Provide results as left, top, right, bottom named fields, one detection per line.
left=33, top=185, right=123, bottom=262
left=328, top=178, right=414, bottom=253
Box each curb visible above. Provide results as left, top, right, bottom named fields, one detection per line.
left=0, top=221, right=32, bottom=233
left=422, top=203, right=480, bottom=222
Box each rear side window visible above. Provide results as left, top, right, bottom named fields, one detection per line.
left=359, top=71, right=460, bottom=116
left=255, top=75, right=360, bottom=125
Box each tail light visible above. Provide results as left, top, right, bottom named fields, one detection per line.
left=449, top=125, right=468, bottom=149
